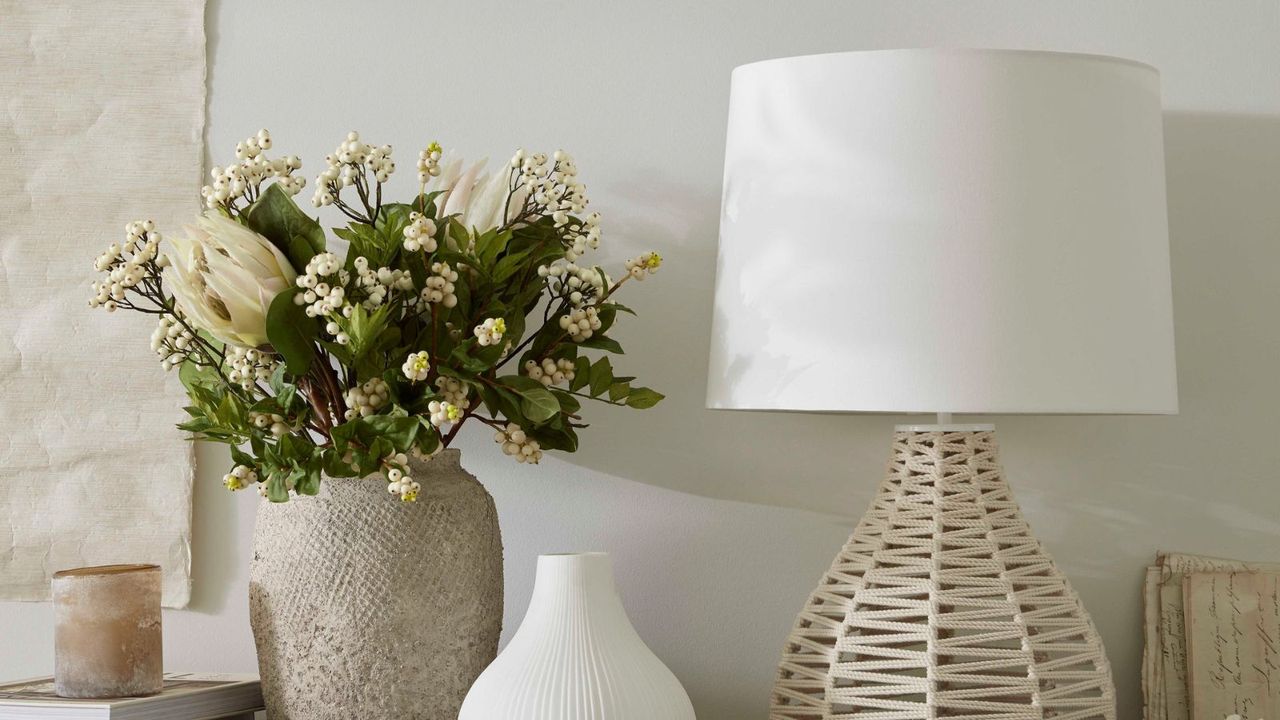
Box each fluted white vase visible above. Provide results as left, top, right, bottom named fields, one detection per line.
left=460, top=552, right=695, bottom=720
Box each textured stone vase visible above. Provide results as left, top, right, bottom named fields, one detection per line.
left=249, top=449, right=502, bottom=720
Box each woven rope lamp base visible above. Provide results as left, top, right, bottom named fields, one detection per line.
left=771, top=428, right=1115, bottom=720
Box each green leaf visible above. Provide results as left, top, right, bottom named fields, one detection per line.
left=500, top=375, right=560, bottom=424
left=474, top=228, right=512, bottom=268
left=275, top=381, right=298, bottom=411
left=178, top=360, right=217, bottom=393
left=579, top=335, right=624, bottom=354
left=597, top=304, right=617, bottom=334
left=374, top=203, right=416, bottom=234
left=529, top=424, right=579, bottom=453
left=625, top=387, right=665, bottom=409
left=570, top=356, right=591, bottom=392
left=447, top=219, right=471, bottom=252
left=295, top=469, right=321, bottom=496
left=176, top=417, right=213, bottom=434
left=336, top=303, right=399, bottom=380
left=265, top=472, right=290, bottom=502
left=229, top=444, right=255, bottom=467
left=552, top=390, right=581, bottom=416
left=265, top=364, right=300, bottom=410
left=492, top=245, right=537, bottom=284
left=608, top=381, right=631, bottom=402
left=212, top=390, right=248, bottom=431
left=244, top=184, right=326, bottom=272
left=268, top=364, right=288, bottom=394
left=321, top=447, right=356, bottom=478
left=408, top=190, right=445, bottom=218
left=415, top=423, right=442, bottom=456
left=362, top=413, right=421, bottom=451
left=589, top=357, right=613, bottom=398
left=335, top=222, right=396, bottom=270
left=266, top=287, right=317, bottom=375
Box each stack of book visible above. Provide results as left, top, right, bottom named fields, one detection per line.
left=1142, top=552, right=1280, bottom=720
left=0, top=673, right=262, bottom=720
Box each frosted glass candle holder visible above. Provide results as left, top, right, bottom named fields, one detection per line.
left=52, top=564, right=163, bottom=698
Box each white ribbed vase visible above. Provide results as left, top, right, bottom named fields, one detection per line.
left=460, top=552, right=695, bottom=720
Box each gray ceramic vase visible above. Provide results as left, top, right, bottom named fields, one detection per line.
left=249, top=449, right=502, bottom=720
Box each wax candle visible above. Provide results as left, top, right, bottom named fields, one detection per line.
left=52, top=564, right=163, bottom=698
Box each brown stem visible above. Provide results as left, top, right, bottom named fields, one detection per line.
left=299, top=378, right=333, bottom=439
left=312, top=353, right=347, bottom=422
left=441, top=405, right=477, bottom=447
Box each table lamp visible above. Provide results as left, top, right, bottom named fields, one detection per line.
left=707, top=49, right=1176, bottom=719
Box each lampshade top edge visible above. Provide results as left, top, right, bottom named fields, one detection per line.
left=730, top=47, right=1160, bottom=77
left=702, top=403, right=1181, bottom=417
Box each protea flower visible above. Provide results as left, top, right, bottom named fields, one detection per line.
left=164, top=213, right=296, bottom=347
left=427, top=157, right=529, bottom=233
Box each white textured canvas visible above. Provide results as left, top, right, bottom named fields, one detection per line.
left=0, top=0, right=205, bottom=607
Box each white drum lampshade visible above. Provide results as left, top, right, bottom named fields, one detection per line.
left=707, top=48, right=1177, bottom=415
left=707, top=49, right=1177, bottom=719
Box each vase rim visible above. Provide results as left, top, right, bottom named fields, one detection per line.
left=540, top=551, right=608, bottom=558
left=409, top=447, right=462, bottom=470
left=53, top=563, right=160, bottom=578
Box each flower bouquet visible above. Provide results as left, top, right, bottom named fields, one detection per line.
left=91, top=129, right=663, bottom=503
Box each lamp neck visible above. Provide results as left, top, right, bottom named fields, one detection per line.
left=894, top=412, right=995, bottom=433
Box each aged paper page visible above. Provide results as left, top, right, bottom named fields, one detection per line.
left=1146, top=566, right=1167, bottom=720
left=0, top=1, right=204, bottom=606
left=1160, top=566, right=1192, bottom=720
left=1183, top=572, right=1280, bottom=720
left=1157, top=553, right=1280, bottom=720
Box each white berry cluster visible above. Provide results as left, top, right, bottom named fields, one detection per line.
left=201, top=130, right=305, bottom=210
left=226, top=345, right=276, bottom=391
left=312, top=131, right=394, bottom=207
left=494, top=423, right=543, bottom=464
left=90, top=220, right=165, bottom=312
left=383, top=452, right=419, bottom=502
left=402, top=351, right=431, bottom=383
left=559, top=212, right=602, bottom=262
left=250, top=410, right=291, bottom=437
left=428, top=400, right=463, bottom=427
left=223, top=464, right=258, bottom=491
left=294, top=252, right=351, bottom=318
left=343, top=378, right=389, bottom=420
left=421, top=261, right=459, bottom=307
left=525, top=357, right=576, bottom=387
left=625, top=252, right=663, bottom=280
left=402, top=211, right=439, bottom=253
left=511, top=148, right=588, bottom=223
left=322, top=320, right=350, bottom=346
left=558, top=306, right=602, bottom=340
left=434, top=376, right=471, bottom=408
left=366, top=144, right=395, bottom=183
left=150, top=315, right=195, bottom=371
left=539, top=261, right=607, bottom=306
left=353, top=256, right=413, bottom=309
left=417, top=142, right=442, bottom=183
left=474, top=317, right=507, bottom=346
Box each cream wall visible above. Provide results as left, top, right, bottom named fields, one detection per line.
left=3, top=2, right=1279, bottom=718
